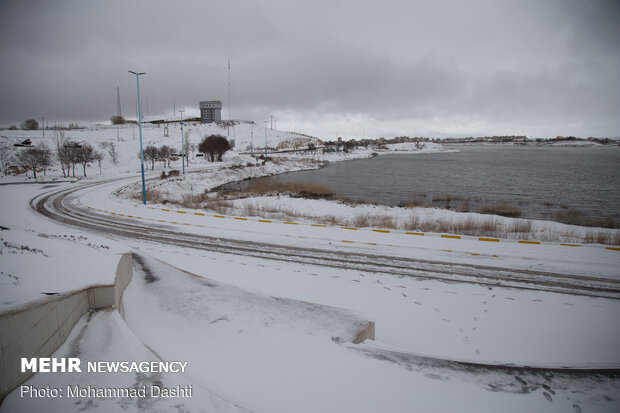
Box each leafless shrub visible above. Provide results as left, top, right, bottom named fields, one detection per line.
left=320, top=215, right=342, bottom=226
left=507, top=220, right=532, bottom=234
left=242, top=201, right=259, bottom=217
left=180, top=192, right=209, bottom=209
left=584, top=231, right=620, bottom=245
left=203, top=200, right=233, bottom=214
left=478, top=217, right=499, bottom=235
left=353, top=214, right=370, bottom=228
left=369, top=215, right=397, bottom=229
left=403, top=214, right=421, bottom=231
left=144, top=190, right=164, bottom=203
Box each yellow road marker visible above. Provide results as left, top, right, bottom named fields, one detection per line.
left=442, top=234, right=461, bottom=239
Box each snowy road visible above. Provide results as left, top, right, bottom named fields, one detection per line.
left=34, top=178, right=620, bottom=300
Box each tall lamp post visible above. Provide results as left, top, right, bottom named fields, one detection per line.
left=264, top=120, right=268, bottom=160
left=129, top=70, right=147, bottom=205
left=179, top=108, right=185, bottom=174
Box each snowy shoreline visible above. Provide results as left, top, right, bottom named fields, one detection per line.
left=115, top=143, right=619, bottom=246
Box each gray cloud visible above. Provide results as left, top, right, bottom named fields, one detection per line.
left=0, top=0, right=618, bottom=137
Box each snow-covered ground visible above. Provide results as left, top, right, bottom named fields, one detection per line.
left=1, top=123, right=619, bottom=412
left=0, top=183, right=130, bottom=311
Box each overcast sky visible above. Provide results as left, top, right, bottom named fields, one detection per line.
left=1, top=0, right=619, bottom=138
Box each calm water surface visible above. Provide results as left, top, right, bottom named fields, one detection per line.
left=230, top=145, right=620, bottom=226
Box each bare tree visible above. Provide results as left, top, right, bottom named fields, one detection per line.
left=76, top=143, right=99, bottom=177
left=141, top=145, right=158, bottom=170
left=57, top=140, right=81, bottom=177
left=107, top=142, right=119, bottom=165
left=158, top=145, right=173, bottom=168
left=98, top=141, right=119, bottom=165
left=0, top=144, right=14, bottom=175
left=94, top=151, right=104, bottom=174
left=16, top=144, right=52, bottom=179
left=54, top=131, right=71, bottom=177
left=183, top=133, right=194, bottom=166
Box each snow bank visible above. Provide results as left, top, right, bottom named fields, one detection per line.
left=0, top=227, right=126, bottom=312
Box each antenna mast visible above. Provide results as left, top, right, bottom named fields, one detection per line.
left=227, top=59, right=231, bottom=121
left=116, top=86, right=122, bottom=117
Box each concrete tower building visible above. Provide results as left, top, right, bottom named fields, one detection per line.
left=200, top=100, right=222, bottom=123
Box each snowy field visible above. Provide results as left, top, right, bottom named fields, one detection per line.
left=1, top=123, right=619, bottom=412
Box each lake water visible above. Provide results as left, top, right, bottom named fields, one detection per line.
left=228, top=145, right=620, bottom=227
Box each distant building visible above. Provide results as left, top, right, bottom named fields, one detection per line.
left=200, top=100, right=222, bottom=123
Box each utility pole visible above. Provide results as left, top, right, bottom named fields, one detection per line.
left=227, top=59, right=231, bottom=121
left=250, top=124, right=254, bottom=156
left=41, top=117, right=44, bottom=138
left=179, top=109, right=185, bottom=175
left=116, top=86, right=122, bottom=117
left=264, top=120, right=268, bottom=160
left=270, top=115, right=273, bottom=130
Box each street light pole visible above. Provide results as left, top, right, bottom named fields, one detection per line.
left=179, top=108, right=185, bottom=174
left=129, top=70, right=147, bottom=205
left=264, top=120, right=268, bottom=160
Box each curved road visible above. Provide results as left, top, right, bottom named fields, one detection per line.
left=32, top=179, right=620, bottom=300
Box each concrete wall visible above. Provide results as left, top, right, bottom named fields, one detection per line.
left=353, top=321, right=376, bottom=344
left=0, top=252, right=133, bottom=401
